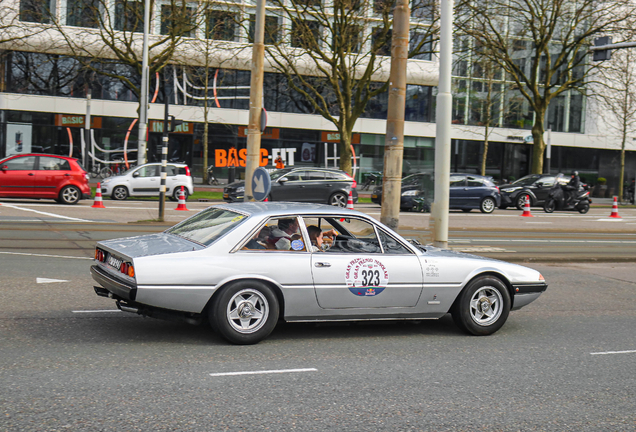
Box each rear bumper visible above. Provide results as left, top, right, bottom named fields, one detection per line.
left=91, top=265, right=137, bottom=301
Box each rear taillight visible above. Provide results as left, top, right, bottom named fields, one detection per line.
left=185, top=166, right=191, bottom=176
left=496, top=186, right=500, bottom=192
left=119, top=262, right=134, bottom=277
left=95, top=248, right=106, bottom=262
left=352, top=180, right=357, bottom=188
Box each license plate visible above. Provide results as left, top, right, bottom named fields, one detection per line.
left=223, top=193, right=229, bottom=199
left=372, top=194, right=377, bottom=199
left=107, top=255, right=123, bottom=270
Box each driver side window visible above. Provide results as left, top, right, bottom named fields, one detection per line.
left=311, top=217, right=381, bottom=254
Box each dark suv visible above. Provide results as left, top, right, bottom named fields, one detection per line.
left=499, top=174, right=556, bottom=209
left=372, top=172, right=500, bottom=213
left=223, top=168, right=358, bottom=207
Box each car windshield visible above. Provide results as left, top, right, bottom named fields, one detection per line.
left=166, top=207, right=247, bottom=246
left=511, top=175, right=542, bottom=186
left=402, top=174, right=423, bottom=186
left=269, top=169, right=293, bottom=180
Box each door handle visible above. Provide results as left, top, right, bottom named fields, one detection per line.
left=314, top=262, right=331, bottom=268
left=28, top=173, right=35, bottom=176
left=64, top=173, right=71, bottom=176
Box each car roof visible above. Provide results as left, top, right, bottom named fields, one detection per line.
left=0, top=153, right=75, bottom=161
left=216, top=202, right=365, bottom=218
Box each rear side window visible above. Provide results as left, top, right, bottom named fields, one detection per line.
left=325, top=172, right=347, bottom=180
left=449, top=175, right=465, bottom=187
left=177, top=167, right=187, bottom=175
left=167, top=165, right=177, bottom=176
left=305, top=171, right=325, bottom=181
left=467, top=177, right=484, bottom=187
left=2, top=156, right=36, bottom=170
left=39, top=157, right=70, bottom=171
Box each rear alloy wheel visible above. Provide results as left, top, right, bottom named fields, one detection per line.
left=112, top=186, right=128, bottom=200
left=329, top=192, right=348, bottom=207
left=544, top=199, right=556, bottom=213
left=451, top=275, right=511, bottom=336
left=209, top=281, right=279, bottom=345
left=58, top=185, right=81, bottom=205
left=516, top=193, right=530, bottom=210
left=171, top=187, right=190, bottom=202
left=480, top=197, right=496, bottom=213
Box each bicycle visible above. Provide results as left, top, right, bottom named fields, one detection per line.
left=360, top=171, right=383, bottom=191
left=619, top=189, right=635, bottom=205
left=90, top=161, right=113, bottom=179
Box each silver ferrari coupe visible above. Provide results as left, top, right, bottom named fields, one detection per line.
left=91, top=202, right=547, bottom=344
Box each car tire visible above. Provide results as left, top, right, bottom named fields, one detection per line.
left=172, top=188, right=189, bottom=202
left=209, top=280, right=279, bottom=345
left=578, top=202, right=590, bottom=214
left=451, top=275, right=511, bottom=336
left=480, top=197, right=496, bottom=213
left=58, top=185, right=81, bottom=205
left=111, top=186, right=129, bottom=200
left=516, top=193, right=530, bottom=210
left=544, top=199, right=556, bottom=213
left=329, top=192, right=348, bottom=207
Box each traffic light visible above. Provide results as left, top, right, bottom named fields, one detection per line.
left=593, top=36, right=612, bottom=62
left=168, top=115, right=183, bottom=132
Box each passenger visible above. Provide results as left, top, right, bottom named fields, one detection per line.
left=244, top=226, right=271, bottom=250
left=307, top=225, right=338, bottom=252
left=268, top=218, right=299, bottom=250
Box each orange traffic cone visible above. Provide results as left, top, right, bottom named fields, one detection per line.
left=520, top=195, right=533, bottom=217
left=347, top=189, right=354, bottom=210
left=92, top=182, right=106, bottom=208
left=175, top=186, right=189, bottom=211
left=264, top=197, right=269, bottom=202
left=609, top=196, right=621, bottom=218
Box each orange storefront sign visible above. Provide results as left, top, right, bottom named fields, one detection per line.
left=215, top=148, right=269, bottom=167
left=321, top=131, right=360, bottom=144
left=238, top=126, right=280, bottom=139
left=55, top=114, right=102, bottom=129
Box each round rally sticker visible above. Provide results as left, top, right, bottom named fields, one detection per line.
left=291, top=239, right=305, bottom=251
left=345, top=258, right=389, bottom=296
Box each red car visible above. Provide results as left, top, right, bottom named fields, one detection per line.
left=0, top=154, right=91, bottom=204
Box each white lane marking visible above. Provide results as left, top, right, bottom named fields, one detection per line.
left=596, top=218, right=625, bottom=222
left=526, top=222, right=553, bottom=224
left=0, top=203, right=93, bottom=222
left=590, top=350, right=636, bottom=356
left=0, top=251, right=93, bottom=260
left=37, top=277, right=69, bottom=284
left=72, top=310, right=122, bottom=313
left=210, top=368, right=317, bottom=377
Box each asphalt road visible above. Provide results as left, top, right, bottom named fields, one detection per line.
left=1, top=244, right=635, bottom=431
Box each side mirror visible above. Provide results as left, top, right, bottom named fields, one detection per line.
left=278, top=177, right=288, bottom=183
left=132, top=172, right=140, bottom=178
left=1, top=165, right=7, bottom=172
left=536, top=182, right=543, bottom=188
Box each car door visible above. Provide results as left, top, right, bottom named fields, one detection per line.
left=465, top=176, right=488, bottom=207
left=273, top=171, right=303, bottom=202
left=300, top=170, right=327, bottom=202
left=34, top=156, right=71, bottom=198
left=306, top=216, right=423, bottom=309
left=449, top=175, right=467, bottom=207
left=130, top=165, right=160, bottom=196
left=535, top=176, right=555, bottom=202
left=0, top=155, right=37, bottom=197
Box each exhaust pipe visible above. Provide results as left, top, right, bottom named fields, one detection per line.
left=116, top=300, right=139, bottom=314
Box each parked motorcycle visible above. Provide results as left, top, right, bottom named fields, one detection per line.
left=206, top=165, right=220, bottom=185
left=543, top=173, right=591, bottom=214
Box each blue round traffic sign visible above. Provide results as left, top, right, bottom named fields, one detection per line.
left=252, top=167, right=271, bottom=201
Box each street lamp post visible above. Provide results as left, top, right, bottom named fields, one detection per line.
left=431, top=0, right=454, bottom=249
left=137, top=0, right=151, bottom=166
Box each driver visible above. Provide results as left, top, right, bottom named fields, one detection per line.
left=307, top=225, right=338, bottom=252
left=564, top=170, right=580, bottom=205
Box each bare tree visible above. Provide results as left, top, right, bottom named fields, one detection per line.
left=595, top=45, right=636, bottom=200
left=238, top=0, right=439, bottom=174
left=456, top=0, right=635, bottom=174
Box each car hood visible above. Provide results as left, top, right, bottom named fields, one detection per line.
left=225, top=181, right=245, bottom=189
left=98, top=233, right=204, bottom=259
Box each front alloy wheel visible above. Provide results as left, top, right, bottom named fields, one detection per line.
left=209, top=281, right=279, bottom=345
left=112, top=186, right=128, bottom=200
left=59, top=186, right=80, bottom=205
left=480, top=197, right=496, bottom=213
left=516, top=193, right=530, bottom=210
left=451, top=276, right=511, bottom=336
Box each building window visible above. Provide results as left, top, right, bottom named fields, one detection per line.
left=114, top=0, right=144, bottom=32
left=249, top=15, right=279, bottom=44
left=410, top=30, right=432, bottom=60
left=20, top=0, right=52, bottom=23
left=372, top=28, right=391, bottom=57
left=206, top=11, right=236, bottom=41
left=161, top=4, right=195, bottom=37
left=66, top=0, right=101, bottom=28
